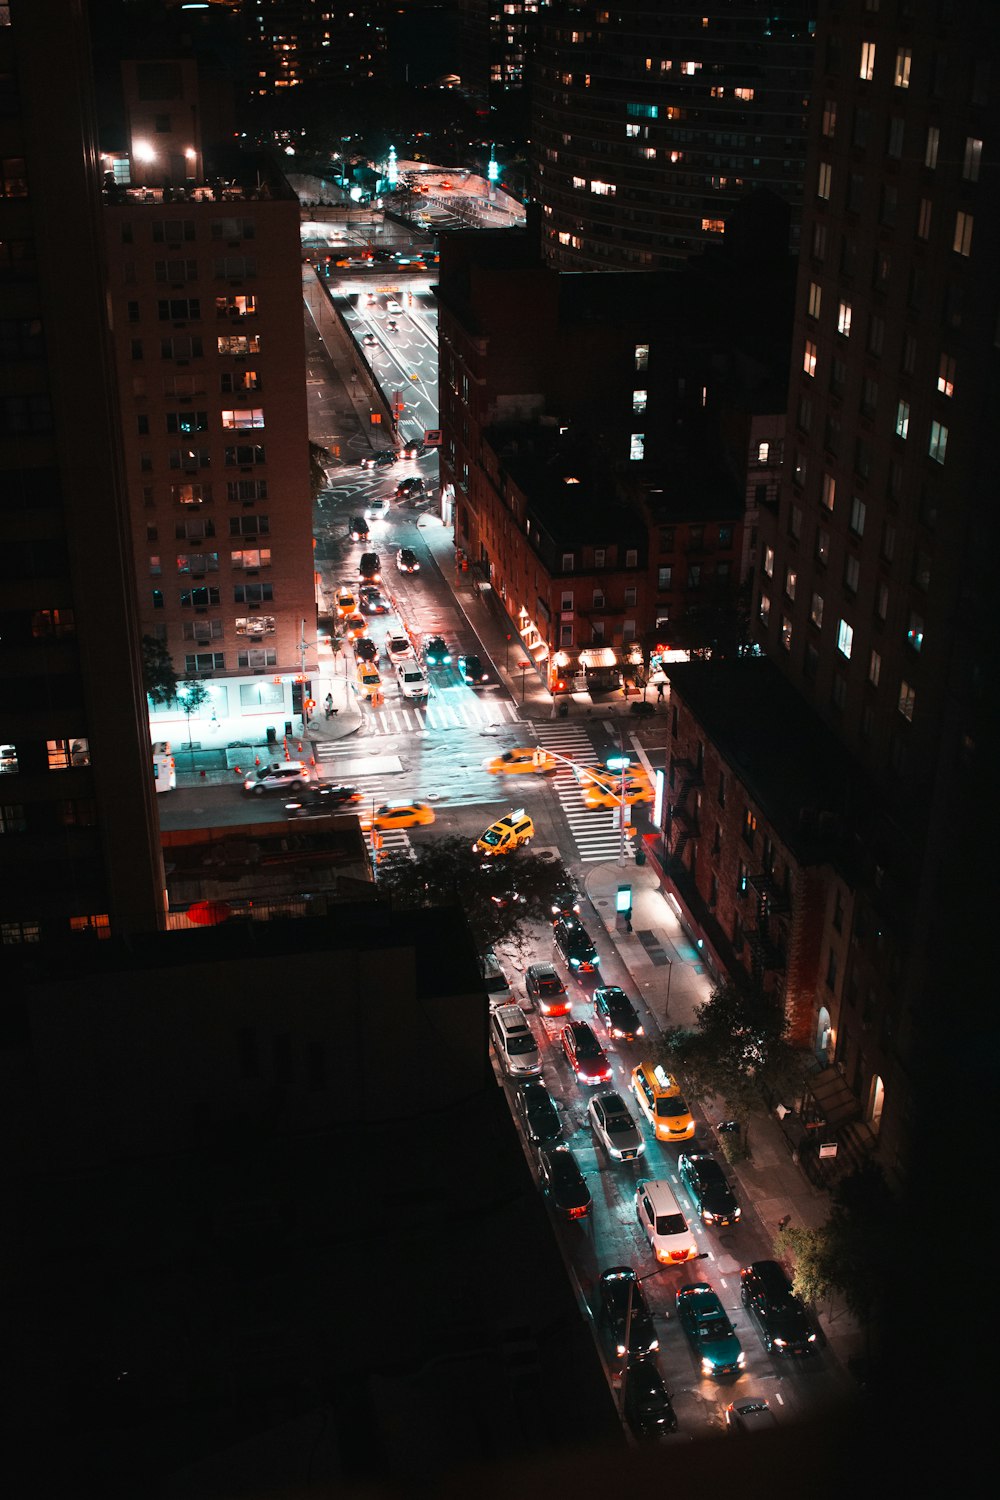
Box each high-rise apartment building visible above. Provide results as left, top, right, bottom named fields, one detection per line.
left=534, top=0, right=814, bottom=270
left=663, top=0, right=995, bottom=1189
left=246, top=0, right=388, bottom=96
left=0, top=0, right=166, bottom=943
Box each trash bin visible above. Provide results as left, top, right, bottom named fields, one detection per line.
left=557, top=701, right=569, bottom=718
left=266, top=725, right=277, bottom=744
left=634, top=844, right=647, bottom=866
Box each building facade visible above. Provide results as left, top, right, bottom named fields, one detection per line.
left=103, top=156, right=318, bottom=743
left=533, top=0, right=814, bottom=270
left=0, top=0, right=166, bottom=944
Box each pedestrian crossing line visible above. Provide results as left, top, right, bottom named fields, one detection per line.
left=363, top=698, right=522, bottom=736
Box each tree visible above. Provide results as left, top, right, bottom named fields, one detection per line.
left=141, top=634, right=178, bottom=707
left=176, top=678, right=210, bottom=750
left=376, top=837, right=570, bottom=953
left=309, top=440, right=330, bottom=502
left=658, top=979, right=799, bottom=1146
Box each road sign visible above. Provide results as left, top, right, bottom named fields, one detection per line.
left=424, top=429, right=442, bottom=446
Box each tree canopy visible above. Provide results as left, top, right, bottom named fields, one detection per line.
left=376, top=837, right=571, bottom=953
left=141, top=634, right=179, bottom=707
left=658, top=979, right=800, bottom=1132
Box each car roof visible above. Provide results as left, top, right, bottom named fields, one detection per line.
left=599, top=1264, right=637, bottom=1283
left=527, top=961, right=558, bottom=976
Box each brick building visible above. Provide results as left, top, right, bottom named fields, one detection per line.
left=437, top=212, right=793, bottom=690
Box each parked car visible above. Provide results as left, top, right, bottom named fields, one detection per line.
left=588, top=1091, right=646, bottom=1162
left=598, top=1266, right=659, bottom=1358
left=537, top=1146, right=591, bottom=1220
left=623, top=1359, right=678, bottom=1440
left=675, top=1283, right=746, bottom=1377
left=524, top=963, right=570, bottom=1017
left=553, top=916, right=600, bottom=973
left=243, top=761, right=308, bottom=796
left=513, top=1079, right=562, bottom=1147
left=739, top=1260, right=819, bottom=1357
left=561, top=1021, right=612, bottom=1086
left=593, top=985, right=644, bottom=1041
left=458, top=652, right=488, bottom=685
left=678, top=1152, right=741, bottom=1228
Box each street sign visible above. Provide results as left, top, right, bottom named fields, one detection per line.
left=606, top=754, right=631, bottom=771
left=424, top=429, right=442, bottom=446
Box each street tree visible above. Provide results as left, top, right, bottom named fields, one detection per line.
left=659, top=979, right=800, bottom=1147
left=141, top=634, right=178, bottom=707
left=176, top=678, right=211, bottom=750
left=376, top=836, right=569, bottom=953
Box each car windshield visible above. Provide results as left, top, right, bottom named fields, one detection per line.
left=482, top=830, right=502, bottom=846
left=507, top=1033, right=536, bottom=1055
left=657, top=1096, right=689, bottom=1117
left=698, top=1318, right=731, bottom=1342
left=537, top=975, right=561, bottom=994
left=656, top=1213, right=688, bottom=1236
left=606, top=1115, right=633, bottom=1134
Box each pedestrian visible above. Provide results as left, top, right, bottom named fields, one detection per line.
left=324, top=692, right=334, bottom=720
left=656, top=681, right=665, bottom=702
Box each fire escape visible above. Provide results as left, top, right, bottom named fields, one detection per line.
left=745, top=871, right=791, bottom=991
left=667, top=757, right=702, bottom=866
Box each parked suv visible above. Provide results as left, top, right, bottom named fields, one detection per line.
left=739, top=1260, right=818, bottom=1356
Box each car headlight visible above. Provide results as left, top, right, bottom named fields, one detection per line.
left=616, top=1342, right=626, bottom=1356
left=701, top=1357, right=714, bottom=1375
left=807, top=1333, right=817, bottom=1343
left=733, top=1208, right=741, bottom=1219
left=703, top=1210, right=713, bottom=1223
left=611, top=1027, right=624, bottom=1038
left=636, top=1026, right=645, bottom=1036
left=773, top=1338, right=787, bottom=1348
left=650, top=1338, right=659, bottom=1352
left=737, top=1352, right=746, bottom=1367
left=569, top=957, right=580, bottom=967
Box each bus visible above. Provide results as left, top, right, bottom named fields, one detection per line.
left=152, top=741, right=175, bottom=793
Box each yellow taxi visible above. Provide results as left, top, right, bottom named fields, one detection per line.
left=336, top=587, right=358, bottom=616
left=631, top=1062, right=696, bottom=1142
left=582, top=766, right=653, bottom=809
left=485, top=746, right=558, bottom=776
left=344, top=612, right=367, bottom=639
left=360, top=802, right=436, bottom=831
left=473, top=808, right=535, bottom=857
left=355, top=662, right=382, bottom=699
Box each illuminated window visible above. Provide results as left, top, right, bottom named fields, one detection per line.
left=907, top=613, right=924, bottom=653
left=963, top=136, right=983, bottom=182
left=590, top=180, right=616, bottom=196
left=632, top=389, right=647, bottom=413
left=898, top=681, right=915, bottom=721
left=803, top=340, right=817, bottom=378
left=817, top=161, right=832, bottom=199
left=634, top=343, right=649, bottom=371
left=928, top=421, right=948, bottom=464
left=953, top=211, right=973, bottom=257
left=780, top=615, right=792, bottom=651
left=763, top=546, right=774, bottom=578
left=837, top=620, right=854, bottom=659
left=810, top=594, right=824, bottom=628
left=837, top=302, right=852, bottom=337
left=571, top=175, right=586, bottom=189
left=784, top=567, right=797, bottom=601
left=757, top=441, right=770, bottom=463
left=821, top=100, right=836, bottom=137
left=860, top=41, right=876, bottom=81
left=733, top=87, right=754, bottom=101
left=937, top=354, right=955, bottom=397
left=629, top=433, right=645, bottom=461
left=701, top=217, right=725, bottom=233
left=894, top=48, right=911, bottom=88
left=221, top=408, right=265, bottom=429
left=627, top=101, right=659, bottom=118
left=759, top=594, right=770, bottom=625
left=895, top=401, right=910, bottom=439
left=47, top=738, right=90, bottom=770
left=807, top=281, right=822, bottom=319
left=626, top=123, right=640, bottom=137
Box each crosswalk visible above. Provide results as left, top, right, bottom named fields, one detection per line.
left=362, top=696, right=522, bottom=737
left=533, top=723, right=634, bottom=864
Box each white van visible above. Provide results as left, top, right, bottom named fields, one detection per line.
left=152, top=741, right=175, bottom=793
left=397, top=662, right=429, bottom=702
left=491, top=1004, right=541, bottom=1079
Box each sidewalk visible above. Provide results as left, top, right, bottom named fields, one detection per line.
left=582, top=854, right=861, bottom=1373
